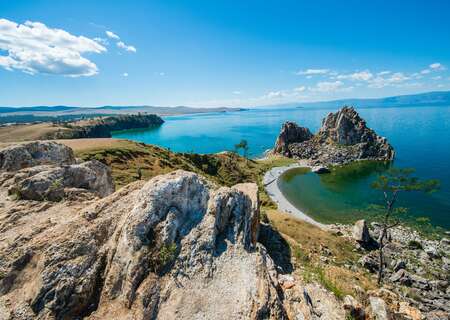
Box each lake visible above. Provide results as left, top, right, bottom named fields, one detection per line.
left=112, top=106, right=450, bottom=229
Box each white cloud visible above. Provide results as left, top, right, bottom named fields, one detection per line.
left=309, top=80, right=347, bottom=92
left=429, top=62, right=445, bottom=71
left=377, top=71, right=391, bottom=76
left=265, top=91, right=287, bottom=99
left=105, top=30, right=120, bottom=40
left=232, top=91, right=241, bottom=95
left=294, top=86, right=306, bottom=92
left=296, top=68, right=329, bottom=75
left=123, top=72, right=128, bottom=77
left=0, top=18, right=106, bottom=77
left=117, top=41, right=136, bottom=53
left=94, top=37, right=109, bottom=46
left=368, top=72, right=410, bottom=88
left=337, top=70, right=373, bottom=81
left=420, top=69, right=431, bottom=74
left=432, top=76, right=442, bottom=80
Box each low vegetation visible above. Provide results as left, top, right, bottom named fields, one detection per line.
left=265, top=209, right=376, bottom=298
left=70, top=138, right=296, bottom=207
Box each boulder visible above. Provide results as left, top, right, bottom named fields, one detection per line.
left=392, top=260, right=407, bottom=272
left=359, top=254, right=379, bottom=273
left=398, top=302, right=422, bottom=320
left=352, top=219, right=372, bottom=244
left=368, top=296, right=390, bottom=320
left=7, top=160, right=114, bottom=201
left=273, top=121, right=313, bottom=156
left=343, top=295, right=365, bottom=320
left=0, top=141, right=75, bottom=171
left=311, top=165, right=330, bottom=174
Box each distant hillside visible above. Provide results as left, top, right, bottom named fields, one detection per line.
left=0, top=106, right=78, bottom=113
left=0, top=105, right=246, bottom=116
left=295, top=91, right=450, bottom=109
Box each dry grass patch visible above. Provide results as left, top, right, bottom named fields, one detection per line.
left=265, top=209, right=376, bottom=299
left=0, top=123, right=67, bottom=144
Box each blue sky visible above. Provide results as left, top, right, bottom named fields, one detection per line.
left=1, top=0, right=450, bottom=107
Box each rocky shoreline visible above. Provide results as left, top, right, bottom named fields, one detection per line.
left=330, top=221, right=450, bottom=318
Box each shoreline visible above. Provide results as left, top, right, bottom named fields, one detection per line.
left=263, top=161, right=328, bottom=230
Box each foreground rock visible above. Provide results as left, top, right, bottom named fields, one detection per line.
left=0, top=157, right=290, bottom=319
left=0, top=142, right=114, bottom=201
left=0, top=141, right=75, bottom=171
left=273, top=106, right=395, bottom=165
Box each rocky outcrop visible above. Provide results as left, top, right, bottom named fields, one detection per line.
left=273, top=107, right=394, bottom=165
left=0, top=142, right=114, bottom=201
left=0, top=160, right=290, bottom=319
left=352, top=219, right=371, bottom=244
left=0, top=141, right=75, bottom=171
left=331, top=222, right=450, bottom=318
left=273, top=121, right=313, bottom=156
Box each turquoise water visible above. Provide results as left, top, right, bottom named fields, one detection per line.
left=112, top=106, right=450, bottom=229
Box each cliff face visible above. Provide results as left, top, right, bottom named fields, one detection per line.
left=0, top=142, right=289, bottom=319
left=273, top=106, right=394, bottom=165
left=43, top=114, right=164, bottom=139
left=273, top=121, right=313, bottom=156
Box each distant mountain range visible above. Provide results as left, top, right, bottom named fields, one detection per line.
left=293, top=90, right=450, bottom=109
left=0, top=105, right=246, bottom=115
left=1, top=91, right=449, bottom=119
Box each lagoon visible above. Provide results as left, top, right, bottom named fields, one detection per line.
left=112, top=106, right=450, bottom=229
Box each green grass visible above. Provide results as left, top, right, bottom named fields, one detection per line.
left=75, top=140, right=296, bottom=208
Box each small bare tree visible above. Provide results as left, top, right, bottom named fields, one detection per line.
left=371, top=167, right=439, bottom=285
left=234, top=139, right=250, bottom=159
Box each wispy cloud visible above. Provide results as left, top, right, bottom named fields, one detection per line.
left=105, top=30, right=136, bottom=53
left=123, top=72, right=128, bottom=77
left=309, top=80, right=353, bottom=92
left=337, top=70, right=373, bottom=81
left=296, top=68, right=329, bottom=76
left=429, top=62, right=445, bottom=71
left=105, top=30, right=120, bottom=40
left=0, top=18, right=106, bottom=77
left=117, top=41, right=136, bottom=53
left=368, top=72, right=410, bottom=88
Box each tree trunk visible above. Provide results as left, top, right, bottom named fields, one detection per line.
left=377, top=228, right=386, bottom=285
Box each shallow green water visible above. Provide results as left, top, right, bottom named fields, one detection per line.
left=278, top=162, right=444, bottom=227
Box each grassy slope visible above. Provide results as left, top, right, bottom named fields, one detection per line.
left=265, top=209, right=375, bottom=298
left=70, top=138, right=295, bottom=207
left=0, top=123, right=69, bottom=143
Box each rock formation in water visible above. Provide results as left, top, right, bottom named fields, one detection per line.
left=273, top=121, right=313, bottom=156
left=273, top=106, right=395, bottom=165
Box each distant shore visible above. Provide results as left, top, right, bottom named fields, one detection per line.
left=263, top=162, right=328, bottom=229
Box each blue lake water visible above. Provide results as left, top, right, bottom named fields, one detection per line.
left=112, top=106, right=450, bottom=229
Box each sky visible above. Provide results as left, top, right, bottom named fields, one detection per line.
left=1, top=0, right=450, bottom=108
